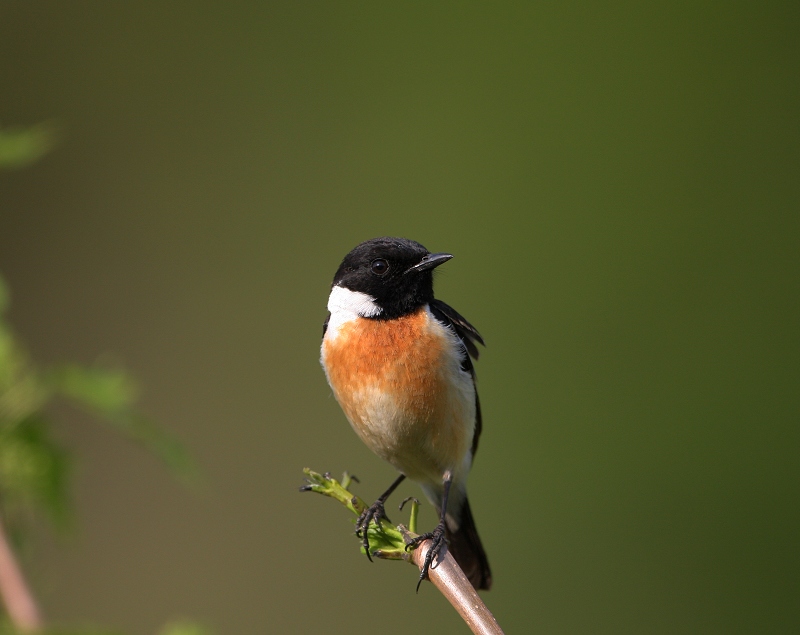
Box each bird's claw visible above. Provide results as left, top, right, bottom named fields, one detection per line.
left=405, top=522, right=447, bottom=592
left=355, top=499, right=389, bottom=562
left=399, top=496, right=419, bottom=511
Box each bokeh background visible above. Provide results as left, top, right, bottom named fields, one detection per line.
left=1, top=2, right=798, bottom=633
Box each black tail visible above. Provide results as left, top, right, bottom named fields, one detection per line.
left=445, top=496, right=492, bottom=590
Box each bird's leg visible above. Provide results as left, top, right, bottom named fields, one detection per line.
left=355, top=473, right=406, bottom=561
left=405, top=470, right=453, bottom=591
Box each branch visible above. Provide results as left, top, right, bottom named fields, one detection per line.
left=0, top=514, right=43, bottom=631
left=300, top=469, right=504, bottom=635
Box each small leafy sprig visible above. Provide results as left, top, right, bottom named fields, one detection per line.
left=300, top=468, right=504, bottom=635
left=300, top=468, right=420, bottom=561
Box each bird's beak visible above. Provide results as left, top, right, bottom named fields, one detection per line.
left=405, top=252, right=454, bottom=274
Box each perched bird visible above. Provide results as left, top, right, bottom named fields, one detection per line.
left=320, top=237, right=491, bottom=590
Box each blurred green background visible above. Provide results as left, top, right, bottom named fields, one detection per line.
left=1, top=2, right=798, bottom=633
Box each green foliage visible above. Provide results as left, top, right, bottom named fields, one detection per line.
left=301, top=468, right=420, bottom=561
left=0, top=122, right=59, bottom=169
left=0, top=273, right=194, bottom=531
left=47, top=365, right=195, bottom=481
left=0, top=415, right=70, bottom=526
left=0, top=126, right=206, bottom=632
left=0, top=272, right=204, bottom=631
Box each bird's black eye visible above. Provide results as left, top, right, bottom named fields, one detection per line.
left=370, top=259, right=389, bottom=275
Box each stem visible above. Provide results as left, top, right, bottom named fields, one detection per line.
left=406, top=537, right=504, bottom=635
left=0, top=514, right=43, bottom=631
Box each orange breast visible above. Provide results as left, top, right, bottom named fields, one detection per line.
left=321, top=308, right=474, bottom=482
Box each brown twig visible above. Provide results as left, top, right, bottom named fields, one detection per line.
left=405, top=538, right=503, bottom=635
left=0, top=514, right=43, bottom=631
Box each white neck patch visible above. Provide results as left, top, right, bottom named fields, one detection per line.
left=325, top=285, right=382, bottom=340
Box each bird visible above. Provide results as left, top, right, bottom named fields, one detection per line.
left=319, top=236, right=491, bottom=591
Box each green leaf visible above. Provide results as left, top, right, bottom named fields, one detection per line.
left=0, top=121, right=59, bottom=169
left=0, top=415, right=70, bottom=525
left=0, top=352, right=51, bottom=428
left=116, top=413, right=197, bottom=482
left=301, top=469, right=415, bottom=561
left=48, top=365, right=138, bottom=417
left=47, top=365, right=197, bottom=482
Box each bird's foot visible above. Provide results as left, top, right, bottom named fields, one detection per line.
left=355, top=499, right=389, bottom=562
left=405, top=521, right=447, bottom=592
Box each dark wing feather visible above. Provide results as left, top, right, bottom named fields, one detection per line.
left=471, top=391, right=483, bottom=457
left=322, top=312, right=330, bottom=338
left=428, top=299, right=485, bottom=457
left=429, top=299, right=484, bottom=366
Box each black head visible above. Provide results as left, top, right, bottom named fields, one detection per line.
left=332, top=237, right=453, bottom=319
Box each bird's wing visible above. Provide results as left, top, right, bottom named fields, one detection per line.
left=429, top=299, right=485, bottom=456
left=429, top=299, right=484, bottom=368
